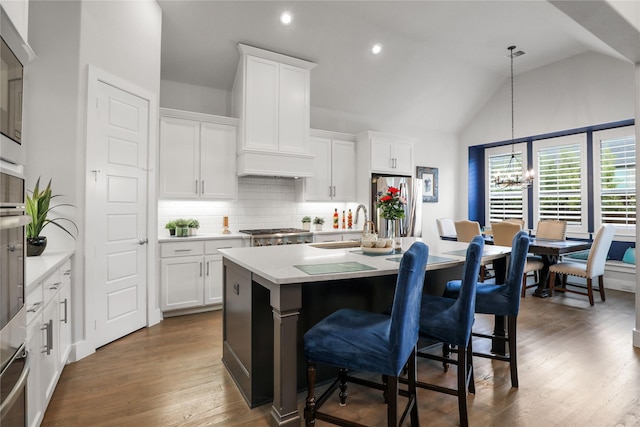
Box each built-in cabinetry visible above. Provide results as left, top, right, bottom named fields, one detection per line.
left=159, top=109, right=238, bottom=200
left=295, top=130, right=357, bottom=202
left=232, top=44, right=317, bottom=177
left=355, top=130, right=415, bottom=205
left=0, top=0, right=29, bottom=48
left=160, top=238, right=244, bottom=314
left=26, top=254, right=73, bottom=427
left=358, top=130, right=414, bottom=175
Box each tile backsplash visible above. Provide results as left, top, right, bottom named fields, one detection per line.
left=158, top=176, right=363, bottom=236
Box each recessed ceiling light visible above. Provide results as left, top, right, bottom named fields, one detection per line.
left=280, top=11, right=292, bottom=25
left=371, top=43, right=382, bottom=55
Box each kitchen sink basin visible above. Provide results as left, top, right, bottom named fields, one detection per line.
left=309, top=240, right=361, bottom=249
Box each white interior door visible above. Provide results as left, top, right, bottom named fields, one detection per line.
left=87, top=80, right=149, bottom=348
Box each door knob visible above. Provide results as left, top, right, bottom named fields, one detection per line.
left=138, top=238, right=149, bottom=245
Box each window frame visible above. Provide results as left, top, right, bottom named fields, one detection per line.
left=593, top=125, right=636, bottom=238
left=484, top=143, right=529, bottom=227
left=532, top=134, right=589, bottom=236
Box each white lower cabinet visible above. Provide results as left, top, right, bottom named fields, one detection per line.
left=26, top=256, right=72, bottom=427
left=160, top=239, right=243, bottom=313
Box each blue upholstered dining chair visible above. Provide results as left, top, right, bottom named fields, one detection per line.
left=415, top=235, right=484, bottom=427
left=443, top=230, right=530, bottom=389
left=303, top=242, right=429, bottom=427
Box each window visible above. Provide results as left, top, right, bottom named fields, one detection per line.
left=594, top=126, right=636, bottom=235
left=533, top=134, right=588, bottom=235
left=485, top=144, right=527, bottom=225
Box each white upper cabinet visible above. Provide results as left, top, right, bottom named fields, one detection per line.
left=233, top=44, right=317, bottom=177
left=359, top=131, right=414, bottom=176
left=159, top=109, right=238, bottom=200
left=1, top=1, right=29, bottom=47
left=296, top=131, right=356, bottom=202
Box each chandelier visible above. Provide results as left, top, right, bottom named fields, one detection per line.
left=493, top=45, right=534, bottom=189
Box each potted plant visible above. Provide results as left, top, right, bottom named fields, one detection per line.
left=174, top=218, right=190, bottom=237
left=165, top=220, right=177, bottom=236
left=313, top=217, right=324, bottom=231
left=26, top=177, right=78, bottom=256
left=301, top=216, right=311, bottom=231
left=187, top=218, right=200, bottom=236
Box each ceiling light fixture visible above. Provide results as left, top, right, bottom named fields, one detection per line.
left=280, top=11, right=292, bottom=25
left=493, top=45, right=534, bottom=189
left=371, top=43, right=382, bottom=55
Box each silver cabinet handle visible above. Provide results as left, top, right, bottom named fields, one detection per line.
left=329, top=186, right=332, bottom=197
left=41, top=319, right=53, bottom=355
left=201, top=180, right=205, bottom=194
left=195, top=180, right=198, bottom=194
left=27, top=301, right=42, bottom=312
left=174, top=248, right=191, bottom=252
left=206, top=261, right=210, bottom=276
left=49, top=282, right=62, bottom=290
left=138, top=238, right=149, bottom=245
left=200, top=262, right=203, bottom=277
left=61, top=298, right=68, bottom=324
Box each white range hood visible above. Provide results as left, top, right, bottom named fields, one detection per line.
left=232, top=44, right=316, bottom=178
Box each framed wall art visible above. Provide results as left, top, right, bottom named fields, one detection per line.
left=416, top=166, right=438, bottom=203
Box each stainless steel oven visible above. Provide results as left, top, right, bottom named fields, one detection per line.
left=0, top=166, right=29, bottom=426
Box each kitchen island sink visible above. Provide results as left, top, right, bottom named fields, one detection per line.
left=309, top=240, right=361, bottom=249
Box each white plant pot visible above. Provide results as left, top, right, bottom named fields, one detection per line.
left=315, top=224, right=323, bottom=231
left=302, top=223, right=310, bottom=231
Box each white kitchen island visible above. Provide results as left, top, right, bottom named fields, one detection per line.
left=219, top=238, right=510, bottom=427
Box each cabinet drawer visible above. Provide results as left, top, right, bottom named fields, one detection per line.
left=43, top=269, right=63, bottom=305
left=60, top=260, right=72, bottom=284
left=26, top=283, right=44, bottom=325
left=161, top=241, right=204, bottom=258
left=205, top=239, right=243, bottom=254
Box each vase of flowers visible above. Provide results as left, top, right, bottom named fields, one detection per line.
left=376, top=186, right=406, bottom=250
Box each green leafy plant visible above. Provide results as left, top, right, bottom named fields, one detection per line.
left=174, top=218, right=189, bottom=227
left=302, top=216, right=311, bottom=223
left=165, top=221, right=177, bottom=231
left=26, top=177, right=78, bottom=239
left=313, top=217, right=324, bottom=225
left=187, top=219, right=200, bottom=229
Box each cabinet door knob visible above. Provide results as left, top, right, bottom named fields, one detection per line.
left=138, top=238, right=149, bottom=245
left=233, top=283, right=240, bottom=295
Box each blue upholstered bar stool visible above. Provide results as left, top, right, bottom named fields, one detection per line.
left=415, top=236, right=484, bottom=427
left=444, top=230, right=530, bottom=388
left=303, top=242, right=429, bottom=427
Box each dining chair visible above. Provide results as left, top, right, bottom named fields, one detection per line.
left=437, top=218, right=457, bottom=239
left=454, top=220, right=488, bottom=280
left=454, top=220, right=482, bottom=243
left=503, top=218, right=525, bottom=229
left=522, top=220, right=568, bottom=297
left=548, top=224, right=616, bottom=306
left=444, top=231, right=530, bottom=388
left=414, top=236, right=483, bottom=427
left=491, top=221, right=522, bottom=246
left=303, top=242, right=428, bottom=427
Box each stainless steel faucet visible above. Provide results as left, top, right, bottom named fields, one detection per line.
left=355, top=204, right=368, bottom=228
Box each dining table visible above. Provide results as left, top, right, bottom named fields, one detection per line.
left=527, top=238, right=592, bottom=298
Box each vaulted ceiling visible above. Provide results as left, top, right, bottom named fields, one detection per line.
left=157, top=1, right=630, bottom=134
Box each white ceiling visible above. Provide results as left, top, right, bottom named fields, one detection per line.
left=157, top=1, right=627, bottom=134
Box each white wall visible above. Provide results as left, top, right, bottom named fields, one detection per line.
left=160, top=79, right=230, bottom=116
left=25, top=0, right=162, bottom=359
left=459, top=51, right=635, bottom=219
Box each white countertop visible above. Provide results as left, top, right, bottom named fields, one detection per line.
left=158, top=229, right=363, bottom=243
left=219, top=237, right=510, bottom=285
left=26, top=249, right=74, bottom=289
left=158, top=232, right=249, bottom=243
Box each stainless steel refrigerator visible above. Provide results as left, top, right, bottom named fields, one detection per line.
left=371, top=174, right=422, bottom=238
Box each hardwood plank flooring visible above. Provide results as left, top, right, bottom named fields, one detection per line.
left=43, top=289, right=640, bottom=427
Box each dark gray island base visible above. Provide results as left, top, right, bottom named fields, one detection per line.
left=220, top=239, right=509, bottom=426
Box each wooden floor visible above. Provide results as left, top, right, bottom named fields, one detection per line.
left=43, top=289, right=640, bottom=427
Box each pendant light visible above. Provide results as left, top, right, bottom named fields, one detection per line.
left=493, top=45, right=534, bottom=189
